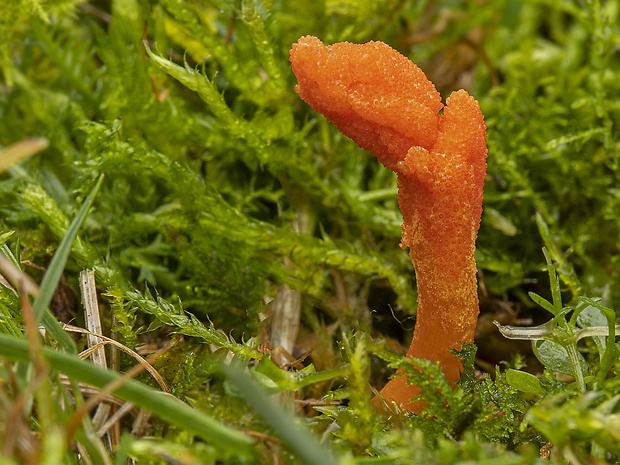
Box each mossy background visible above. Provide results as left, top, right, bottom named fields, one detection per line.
left=0, top=0, right=619, bottom=464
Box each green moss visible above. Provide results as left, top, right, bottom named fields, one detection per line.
left=1, top=0, right=620, bottom=463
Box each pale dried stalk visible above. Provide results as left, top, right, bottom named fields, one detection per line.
left=58, top=375, right=139, bottom=410
left=96, top=402, right=135, bottom=438
left=0, top=138, right=49, bottom=174
left=80, top=270, right=111, bottom=430
left=81, top=270, right=107, bottom=368
left=269, top=214, right=307, bottom=367
left=270, top=284, right=301, bottom=367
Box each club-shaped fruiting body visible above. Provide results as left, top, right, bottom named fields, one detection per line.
left=291, top=36, right=487, bottom=413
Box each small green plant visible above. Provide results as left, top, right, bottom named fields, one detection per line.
left=496, top=246, right=619, bottom=393
left=495, top=245, right=620, bottom=461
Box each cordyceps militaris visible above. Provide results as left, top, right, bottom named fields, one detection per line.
left=290, top=36, right=487, bottom=414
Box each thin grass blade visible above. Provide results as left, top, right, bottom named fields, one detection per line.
left=32, top=175, right=104, bottom=352
left=224, top=362, right=337, bottom=465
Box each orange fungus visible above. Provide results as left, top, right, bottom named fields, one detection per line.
left=290, top=36, right=488, bottom=413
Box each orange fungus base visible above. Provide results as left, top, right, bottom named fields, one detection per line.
left=290, top=36, right=488, bottom=413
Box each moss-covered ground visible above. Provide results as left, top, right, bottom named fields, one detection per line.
left=1, top=0, right=620, bottom=463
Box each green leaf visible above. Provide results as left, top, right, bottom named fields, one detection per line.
left=532, top=339, right=586, bottom=378
left=505, top=369, right=544, bottom=394
left=575, top=303, right=608, bottom=329
left=528, top=292, right=558, bottom=316
left=574, top=297, right=620, bottom=384
left=575, top=302, right=609, bottom=352
left=484, top=207, right=518, bottom=236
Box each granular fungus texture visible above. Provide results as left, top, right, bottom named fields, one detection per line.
left=290, top=36, right=488, bottom=413
left=290, top=35, right=443, bottom=171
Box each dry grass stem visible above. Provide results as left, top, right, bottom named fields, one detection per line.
left=0, top=254, right=40, bottom=298
left=64, top=341, right=173, bottom=441
left=0, top=138, right=49, bottom=174
left=270, top=285, right=301, bottom=367
left=80, top=269, right=110, bottom=430
left=96, top=402, right=135, bottom=438
left=64, top=325, right=169, bottom=392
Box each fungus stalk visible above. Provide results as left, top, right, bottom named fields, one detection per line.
left=290, top=36, right=487, bottom=413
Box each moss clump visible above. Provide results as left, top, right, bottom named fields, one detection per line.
left=1, top=0, right=620, bottom=463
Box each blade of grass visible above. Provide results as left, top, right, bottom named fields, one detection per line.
left=224, top=362, right=338, bottom=465
left=0, top=334, right=255, bottom=455
left=33, top=175, right=104, bottom=352
left=41, top=311, right=75, bottom=352
left=113, top=434, right=134, bottom=465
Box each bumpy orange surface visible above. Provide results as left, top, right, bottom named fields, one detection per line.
left=290, top=36, right=487, bottom=413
